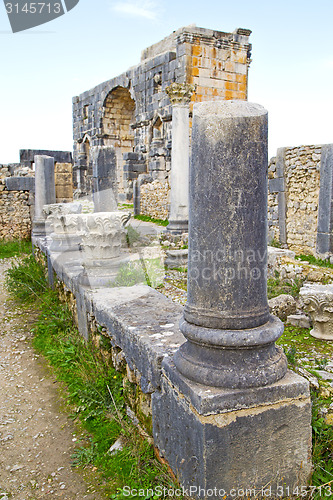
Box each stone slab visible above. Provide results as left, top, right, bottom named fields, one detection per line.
left=5, top=177, right=35, bottom=192
left=87, top=286, right=185, bottom=391
left=20, top=149, right=72, bottom=165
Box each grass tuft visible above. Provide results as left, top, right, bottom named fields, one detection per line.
left=0, top=238, right=31, bottom=259
left=295, top=253, right=333, bottom=269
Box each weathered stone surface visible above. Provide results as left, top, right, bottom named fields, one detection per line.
left=166, top=84, right=194, bottom=234
left=5, top=177, right=35, bottom=192
left=268, top=143, right=333, bottom=256
left=73, top=26, right=251, bottom=202
left=92, top=146, right=118, bottom=212
left=32, top=156, right=56, bottom=241
left=20, top=149, right=72, bottom=166
left=184, top=101, right=270, bottom=330
left=153, top=359, right=312, bottom=499
left=287, top=314, right=311, bottom=329
left=86, top=286, right=185, bottom=391
left=165, top=248, right=188, bottom=269
left=300, top=284, right=333, bottom=340
left=268, top=294, right=297, bottom=321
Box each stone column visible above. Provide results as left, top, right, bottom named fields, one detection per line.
left=165, top=83, right=195, bottom=234
left=174, top=101, right=287, bottom=388
left=92, top=146, right=118, bottom=212
left=32, top=155, right=56, bottom=241
left=153, top=101, right=312, bottom=497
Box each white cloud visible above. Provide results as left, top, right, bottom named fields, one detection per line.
left=112, top=0, right=159, bottom=20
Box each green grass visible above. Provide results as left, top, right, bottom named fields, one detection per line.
left=0, top=238, right=31, bottom=259
left=118, top=203, right=134, bottom=210
left=277, top=324, right=333, bottom=498
left=267, top=271, right=304, bottom=299
left=134, top=215, right=169, bottom=227
left=112, top=258, right=165, bottom=289
left=295, top=254, right=333, bottom=269
left=5, top=253, right=333, bottom=500
left=5, top=255, right=177, bottom=498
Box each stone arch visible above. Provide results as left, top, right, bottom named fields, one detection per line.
left=102, top=86, right=136, bottom=196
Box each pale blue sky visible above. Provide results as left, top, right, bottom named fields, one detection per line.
left=1, top=0, right=332, bottom=163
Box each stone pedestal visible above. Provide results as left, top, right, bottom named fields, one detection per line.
left=153, top=360, right=312, bottom=499
left=165, top=83, right=195, bottom=234
left=154, top=101, right=312, bottom=498
left=32, top=155, right=56, bottom=242
left=300, top=284, right=333, bottom=340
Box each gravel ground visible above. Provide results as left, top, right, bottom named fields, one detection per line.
left=0, top=258, right=103, bottom=500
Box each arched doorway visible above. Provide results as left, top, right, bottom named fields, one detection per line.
left=102, top=87, right=136, bottom=198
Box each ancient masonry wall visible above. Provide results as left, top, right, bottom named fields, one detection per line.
left=140, top=180, right=169, bottom=220
left=72, top=25, right=252, bottom=203
left=0, top=151, right=74, bottom=240
left=54, top=163, right=74, bottom=203
left=284, top=146, right=321, bottom=254
left=0, top=165, right=33, bottom=240
left=268, top=144, right=330, bottom=256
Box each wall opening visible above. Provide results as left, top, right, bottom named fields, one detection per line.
left=102, top=87, right=136, bottom=196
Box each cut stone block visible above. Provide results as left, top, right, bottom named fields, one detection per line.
left=153, top=359, right=312, bottom=499
left=300, top=284, right=333, bottom=340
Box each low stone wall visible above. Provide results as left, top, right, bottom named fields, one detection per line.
left=140, top=180, right=169, bottom=220
left=0, top=165, right=33, bottom=240
left=0, top=156, right=74, bottom=241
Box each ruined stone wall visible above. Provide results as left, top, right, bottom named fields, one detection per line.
left=73, top=25, right=251, bottom=201
left=268, top=145, right=324, bottom=255
left=0, top=155, right=74, bottom=240
left=268, top=156, right=279, bottom=242
left=0, top=165, right=33, bottom=240
left=284, top=146, right=321, bottom=254
left=55, top=162, right=74, bottom=203
left=140, top=180, right=169, bottom=220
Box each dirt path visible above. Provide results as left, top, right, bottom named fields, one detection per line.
left=0, top=258, right=104, bottom=500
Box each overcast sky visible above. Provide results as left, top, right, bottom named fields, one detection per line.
left=1, top=0, right=332, bottom=163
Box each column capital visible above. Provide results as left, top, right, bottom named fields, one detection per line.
left=165, top=83, right=196, bottom=105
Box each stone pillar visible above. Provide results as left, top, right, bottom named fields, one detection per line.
left=92, top=146, right=118, bottom=212
left=32, top=155, right=56, bottom=241
left=165, top=83, right=195, bottom=234
left=175, top=101, right=287, bottom=388
left=152, top=101, right=312, bottom=497
left=316, top=144, right=333, bottom=256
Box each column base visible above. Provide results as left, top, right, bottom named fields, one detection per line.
left=31, top=218, right=47, bottom=243
left=175, top=315, right=288, bottom=389
left=167, top=219, right=188, bottom=234
left=153, top=357, right=312, bottom=499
